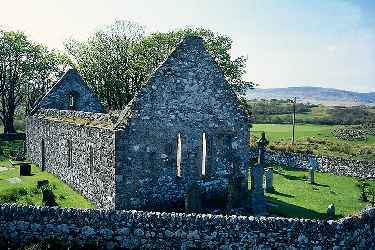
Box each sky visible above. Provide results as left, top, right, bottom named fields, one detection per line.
left=1, top=0, right=374, bottom=92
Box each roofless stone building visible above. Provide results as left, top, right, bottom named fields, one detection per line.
left=26, top=36, right=251, bottom=210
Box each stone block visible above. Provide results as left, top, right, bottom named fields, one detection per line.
left=37, top=179, right=49, bottom=188
left=19, top=164, right=31, bottom=176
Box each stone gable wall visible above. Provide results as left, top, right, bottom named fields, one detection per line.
left=34, top=69, right=104, bottom=113
left=115, top=37, right=250, bottom=209
left=250, top=150, right=375, bottom=179
left=0, top=204, right=374, bottom=249
left=26, top=114, right=116, bottom=209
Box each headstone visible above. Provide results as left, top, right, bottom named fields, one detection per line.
left=227, top=176, right=242, bottom=211
left=42, top=188, right=57, bottom=206
left=327, top=203, right=335, bottom=220
left=359, top=182, right=368, bottom=202
left=184, top=181, right=202, bottom=213
left=250, top=132, right=268, bottom=215
left=308, top=167, right=315, bottom=184
left=265, top=168, right=273, bottom=192
left=37, top=179, right=49, bottom=188
left=19, top=163, right=31, bottom=176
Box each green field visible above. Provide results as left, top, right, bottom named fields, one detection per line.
left=251, top=123, right=375, bottom=161
left=265, top=166, right=373, bottom=219
left=0, top=159, right=94, bottom=208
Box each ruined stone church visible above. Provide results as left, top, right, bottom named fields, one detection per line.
left=26, top=36, right=250, bottom=209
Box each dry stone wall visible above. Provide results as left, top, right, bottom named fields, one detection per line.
left=26, top=110, right=117, bottom=209
left=0, top=204, right=374, bottom=249
left=250, top=150, right=375, bottom=179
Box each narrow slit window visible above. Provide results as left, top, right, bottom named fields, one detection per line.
left=41, top=139, right=45, bottom=171
left=176, top=133, right=182, bottom=177
left=69, top=94, right=75, bottom=109
left=67, top=140, right=72, bottom=167
left=202, top=133, right=207, bottom=176
left=89, top=145, right=94, bottom=174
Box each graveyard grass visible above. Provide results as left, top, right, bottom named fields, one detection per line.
left=265, top=165, right=374, bottom=219
left=0, top=159, right=95, bottom=208
left=251, top=123, right=375, bottom=161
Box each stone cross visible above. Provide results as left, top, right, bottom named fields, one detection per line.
left=250, top=132, right=268, bottom=215
left=257, top=132, right=269, bottom=165
left=264, top=168, right=273, bottom=192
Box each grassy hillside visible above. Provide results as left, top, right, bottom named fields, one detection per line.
left=251, top=124, right=375, bottom=161
left=265, top=165, right=373, bottom=219
left=245, top=87, right=375, bottom=106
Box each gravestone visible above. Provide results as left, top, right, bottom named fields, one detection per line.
left=19, top=163, right=31, bottom=176
left=184, top=181, right=202, bottom=213
left=308, top=167, right=315, bottom=184
left=37, top=179, right=49, bottom=188
left=308, top=157, right=318, bottom=184
left=227, top=175, right=242, bottom=211
left=250, top=132, right=268, bottom=215
left=265, top=168, right=274, bottom=192
left=42, top=188, right=57, bottom=206
left=327, top=203, right=335, bottom=220
left=15, top=143, right=26, bottom=161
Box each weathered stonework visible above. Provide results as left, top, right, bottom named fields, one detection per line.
left=1, top=204, right=374, bottom=249
left=26, top=36, right=250, bottom=210
left=26, top=110, right=116, bottom=209
left=114, top=36, right=250, bottom=209
left=31, top=68, right=104, bottom=114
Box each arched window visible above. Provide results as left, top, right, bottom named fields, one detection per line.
left=176, top=133, right=182, bottom=177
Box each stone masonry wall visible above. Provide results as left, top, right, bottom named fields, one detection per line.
left=26, top=110, right=116, bottom=209
left=115, top=37, right=250, bottom=210
left=32, top=68, right=104, bottom=113
left=249, top=149, right=375, bottom=179
left=0, top=204, right=374, bottom=249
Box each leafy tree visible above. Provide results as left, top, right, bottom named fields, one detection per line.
left=65, top=21, right=253, bottom=110
left=0, top=30, right=68, bottom=134
left=64, top=20, right=146, bottom=110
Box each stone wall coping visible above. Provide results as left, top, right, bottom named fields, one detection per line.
left=1, top=203, right=373, bottom=226
left=31, top=108, right=119, bottom=130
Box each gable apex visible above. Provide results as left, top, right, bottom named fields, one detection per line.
left=30, top=68, right=104, bottom=114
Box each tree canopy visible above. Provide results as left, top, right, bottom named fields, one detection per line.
left=0, top=21, right=253, bottom=133
left=0, top=30, right=68, bottom=134
left=65, top=21, right=253, bottom=110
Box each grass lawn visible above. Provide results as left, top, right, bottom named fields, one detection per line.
left=264, top=165, right=374, bottom=219
left=251, top=123, right=375, bottom=161
left=0, top=159, right=94, bottom=208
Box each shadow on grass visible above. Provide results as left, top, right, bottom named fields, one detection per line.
left=267, top=189, right=295, bottom=198
left=276, top=171, right=307, bottom=182
left=267, top=196, right=342, bottom=220
left=312, top=182, right=329, bottom=188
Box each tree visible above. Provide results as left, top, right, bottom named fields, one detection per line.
left=0, top=30, right=68, bottom=134
left=65, top=21, right=253, bottom=110
left=64, top=20, right=145, bottom=110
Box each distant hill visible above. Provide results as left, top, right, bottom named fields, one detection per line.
left=245, top=87, right=375, bottom=106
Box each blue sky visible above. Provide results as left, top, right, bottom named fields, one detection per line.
left=1, top=0, right=374, bottom=92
